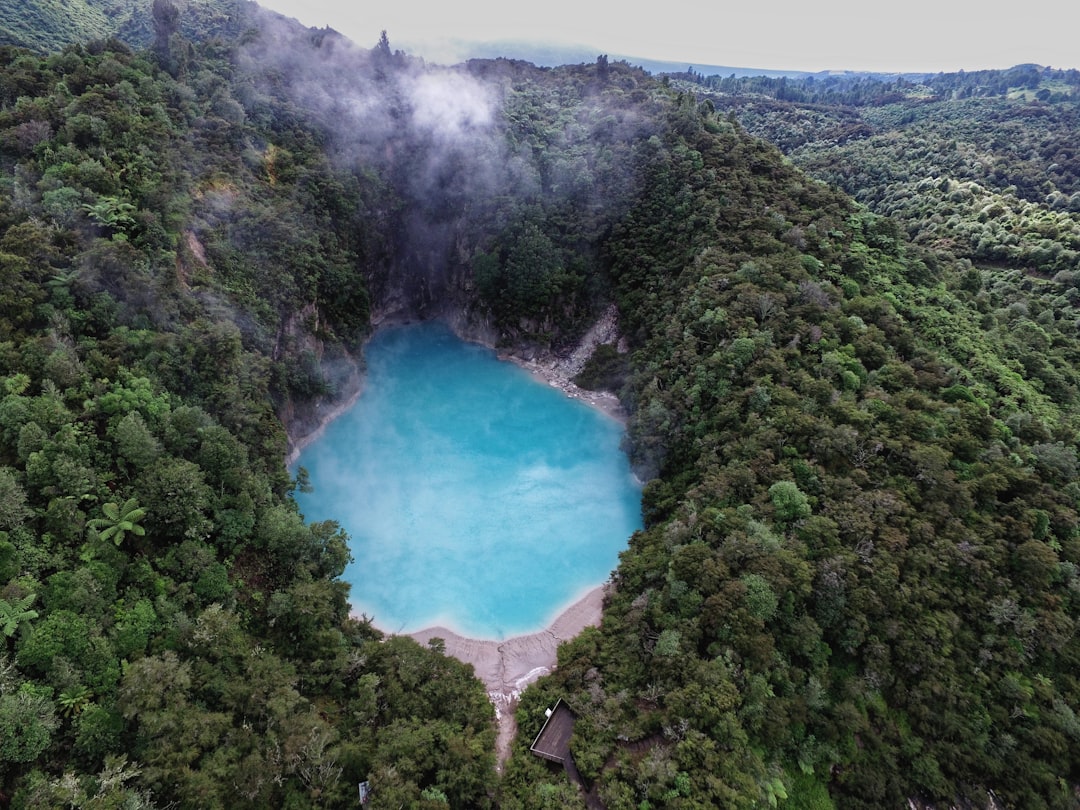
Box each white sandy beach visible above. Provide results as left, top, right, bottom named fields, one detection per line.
left=405, top=583, right=609, bottom=766
left=407, top=583, right=608, bottom=694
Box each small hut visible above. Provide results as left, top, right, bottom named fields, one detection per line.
left=529, top=699, right=576, bottom=764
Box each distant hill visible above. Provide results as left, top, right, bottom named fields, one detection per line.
left=2, top=3, right=1079, bottom=807
left=666, top=61, right=1080, bottom=279
left=0, top=2, right=929, bottom=82
left=0, top=0, right=245, bottom=53
left=0, top=0, right=115, bottom=51
left=441, top=38, right=925, bottom=80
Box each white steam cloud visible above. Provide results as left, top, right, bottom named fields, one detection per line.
left=408, top=72, right=495, bottom=141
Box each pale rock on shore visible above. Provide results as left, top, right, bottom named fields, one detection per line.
left=407, top=584, right=609, bottom=767
left=286, top=303, right=628, bottom=462
left=498, top=303, right=627, bottom=423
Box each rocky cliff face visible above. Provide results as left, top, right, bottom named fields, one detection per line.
left=368, top=224, right=500, bottom=345
left=280, top=238, right=628, bottom=461
left=276, top=302, right=364, bottom=465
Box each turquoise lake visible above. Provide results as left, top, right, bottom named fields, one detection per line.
left=292, top=321, right=643, bottom=639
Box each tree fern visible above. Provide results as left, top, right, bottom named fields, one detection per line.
left=87, top=498, right=147, bottom=546
left=0, top=593, right=38, bottom=638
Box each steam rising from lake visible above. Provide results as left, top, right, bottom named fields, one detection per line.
left=293, top=322, right=642, bottom=639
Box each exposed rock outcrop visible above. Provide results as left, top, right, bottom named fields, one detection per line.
left=277, top=303, right=364, bottom=466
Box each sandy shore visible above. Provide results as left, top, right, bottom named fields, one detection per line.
left=288, top=314, right=622, bottom=688
left=285, top=310, right=625, bottom=763
left=504, top=354, right=626, bottom=423
left=405, top=584, right=609, bottom=766
left=407, top=583, right=608, bottom=694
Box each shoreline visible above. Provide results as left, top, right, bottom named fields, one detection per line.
left=284, top=375, right=363, bottom=468
left=496, top=303, right=627, bottom=424
left=404, top=583, right=608, bottom=695
left=283, top=310, right=628, bottom=763
left=404, top=583, right=610, bottom=768
left=501, top=352, right=626, bottom=424
left=287, top=311, right=626, bottom=662
left=286, top=306, right=628, bottom=464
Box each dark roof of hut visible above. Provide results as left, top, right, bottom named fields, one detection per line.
left=529, top=699, right=576, bottom=764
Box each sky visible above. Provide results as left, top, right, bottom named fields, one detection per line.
left=255, top=0, right=1079, bottom=74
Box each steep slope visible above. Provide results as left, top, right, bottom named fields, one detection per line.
left=0, top=31, right=499, bottom=809
left=501, top=97, right=1080, bottom=810
left=0, top=0, right=244, bottom=54
left=0, top=10, right=1078, bottom=810
left=0, top=0, right=112, bottom=52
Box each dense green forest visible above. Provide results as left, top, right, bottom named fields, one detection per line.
left=672, top=65, right=1080, bottom=279
left=1, top=2, right=1078, bottom=808
left=0, top=0, right=242, bottom=55
left=0, top=11, right=502, bottom=808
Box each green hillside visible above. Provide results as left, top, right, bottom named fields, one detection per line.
left=0, top=0, right=243, bottom=54
left=1, top=0, right=127, bottom=51
left=0, top=6, right=1078, bottom=810
left=674, top=66, right=1080, bottom=279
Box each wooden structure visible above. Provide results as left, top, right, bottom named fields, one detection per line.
left=530, top=699, right=605, bottom=809
left=529, top=699, right=576, bottom=764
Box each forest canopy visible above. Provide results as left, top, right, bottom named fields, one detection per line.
left=0, top=3, right=1078, bottom=809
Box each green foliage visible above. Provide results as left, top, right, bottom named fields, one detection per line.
left=686, top=68, right=1080, bottom=280
left=86, top=498, right=145, bottom=546
left=0, top=467, right=30, bottom=529
left=0, top=0, right=240, bottom=55
left=0, top=12, right=1078, bottom=810
left=57, top=684, right=93, bottom=716
left=768, top=480, right=811, bottom=524
left=0, top=27, right=504, bottom=807
left=573, top=343, right=628, bottom=392
left=0, top=591, right=37, bottom=637
left=0, top=1, right=111, bottom=54
left=785, top=770, right=836, bottom=810
left=740, top=574, right=779, bottom=622
left=524, top=73, right=1080, bottom=810
left=0, top=688, right=57, bottom=765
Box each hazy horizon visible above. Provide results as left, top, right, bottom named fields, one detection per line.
left=256, top=0, right=1078, bottom=75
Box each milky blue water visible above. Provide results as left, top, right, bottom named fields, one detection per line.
left=292, top=321, right=642, bottom=639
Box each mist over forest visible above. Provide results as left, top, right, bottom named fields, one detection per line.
left=0, top=1, right=1079, bottom=808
